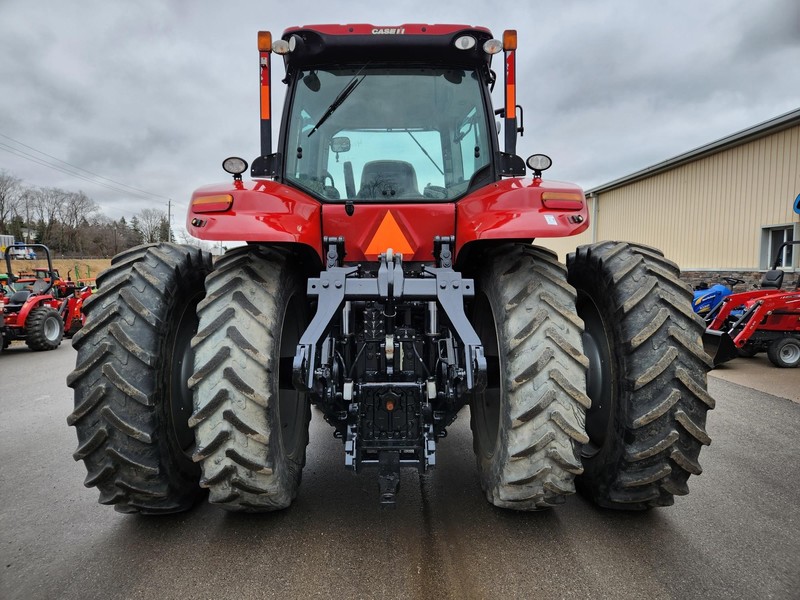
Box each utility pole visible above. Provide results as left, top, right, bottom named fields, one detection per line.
left=167, top=199, right=172, bottom=242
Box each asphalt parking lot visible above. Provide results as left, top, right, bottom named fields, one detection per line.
left=709, top=353, right=800, bottom=403
left=1, top=341, right=799, bottom=600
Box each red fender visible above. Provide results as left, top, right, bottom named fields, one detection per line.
left=187, top=180, right=324, bottom=262
left=455, top=178, right=589, bottom=258
left=188, top=177, right=589, bottom=265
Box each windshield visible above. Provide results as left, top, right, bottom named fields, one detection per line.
left=283, top=66, right=492, bottom=201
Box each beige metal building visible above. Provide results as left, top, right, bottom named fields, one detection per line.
left=542, top=108, right=800, bottom=275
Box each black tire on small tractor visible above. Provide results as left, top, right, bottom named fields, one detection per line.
left=736, top=346, right=759, bottom=358
left=26, top=305, right=64, bottom=351
left=189, top=246, right=310, bottom=512
left=567, top=241, right=714, bottom=510
left=469, top=244, right=591, bottom=510
left=67, top=243, right=213, bottom=514
left=767, top=337, right=800, bottom=368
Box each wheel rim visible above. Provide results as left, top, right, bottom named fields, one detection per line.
left=779, top=342, right=800, bottom=364
left=471, top=292, right=501, bottom=459
left=44, top=315, right=61, bottom=341
left=169, top=292, right=203, bottom=456
left=576, top=292, right=615, bottom=459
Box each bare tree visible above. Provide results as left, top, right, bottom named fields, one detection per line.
left=57, top=191, right=98, bottom=253
left=137, top=208, right=167, bottom=244
left=0, top=170, right=22, bottom=234
left=174, top=228, right=216, bottom=252
left=32, top=186, right=70, bottom=243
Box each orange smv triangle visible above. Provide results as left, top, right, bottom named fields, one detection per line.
left=364, top=211, right=415, bottom=257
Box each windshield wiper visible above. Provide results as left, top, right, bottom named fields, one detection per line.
left=307, top=72, right=365, bottom=137
left=406, top=130, right=444, bottom=176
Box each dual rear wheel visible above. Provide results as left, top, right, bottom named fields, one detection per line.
left=69, top=241, right=713, bottom=513
left=470, top=242, right=713, bottom=510
left=68, top=243, right=309, bottom=513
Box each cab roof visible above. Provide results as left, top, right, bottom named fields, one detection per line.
left=280, top=24, right=496, bottom=69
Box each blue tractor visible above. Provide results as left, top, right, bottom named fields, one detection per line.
left=692, top=277, right=745, bottom=316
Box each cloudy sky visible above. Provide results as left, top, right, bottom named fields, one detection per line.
left=0, top=0, right=798, bottom=229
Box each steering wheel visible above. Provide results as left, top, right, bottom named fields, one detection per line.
left=723, top=277, right=745, bottom=287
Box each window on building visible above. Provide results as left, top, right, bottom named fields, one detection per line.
left=761, top=225, right=795, bottom=269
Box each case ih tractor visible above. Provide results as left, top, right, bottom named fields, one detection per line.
left=68, top=25, right=712, bottom=514
left=3, top=244, right=65, bottom=351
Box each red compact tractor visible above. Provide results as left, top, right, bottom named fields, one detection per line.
left=68, top=25, right=712, bottom=514
left=705, top=241, right=800, bottom=368
left=11, top=266, right=91, bottom=338
left=2, top=244, right=65, bottom=351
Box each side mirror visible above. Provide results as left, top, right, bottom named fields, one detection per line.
left=331, top=137, right=351, bottom=153
left=303, top=71, right=320, bottom=92
left=794, top=192, right=799, bottom=215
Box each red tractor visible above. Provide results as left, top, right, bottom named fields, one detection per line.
left=58, top=277, right=92, bottom=338
left=68, top=25, right=712, bottom=514
left=704, top=241, right=800, bottom=368
left=5, top=263, right=90, bottom=341
left=2, top=244, right=64, bottom=351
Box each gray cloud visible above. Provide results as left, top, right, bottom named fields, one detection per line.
left=0, top=0, right=797, bottom=224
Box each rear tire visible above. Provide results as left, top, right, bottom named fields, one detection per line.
left=67, top=243, right=212, bottom=514
left=567, top=241, right=714, bottom=510
left=469, top=245, right=590, bottom=510
left=767, top=337, right=800, bottom=368
left=189, top=246, right=310, bottom=512
left=26, top=305, right=63, bottom=350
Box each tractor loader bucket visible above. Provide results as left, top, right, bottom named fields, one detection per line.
left=703, top=329, right=739, bottom=367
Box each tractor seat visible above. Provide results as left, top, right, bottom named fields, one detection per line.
left=4, top=290, right=31, bottom=312
left=760, top=269, right=784, bottom=289
left=358, top=160, right=421, bottom=199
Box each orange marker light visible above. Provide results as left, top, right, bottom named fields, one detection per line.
left=257, top=31, right=272, bottom=52
left=542, top=192, right=584, bottom=210
left=503, top=30, right=517, bottom=51
left=192, top=194, right=233, bottom=213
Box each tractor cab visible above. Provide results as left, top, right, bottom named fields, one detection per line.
left=255, top=26, right=531, bottom=200
left=273, top=27, right=499, bottom=206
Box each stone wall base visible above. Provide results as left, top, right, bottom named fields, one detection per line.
left=680, top=270, right=798, bottom=291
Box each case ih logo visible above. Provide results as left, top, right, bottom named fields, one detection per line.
left=372, top=28, right=405, bottom=35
